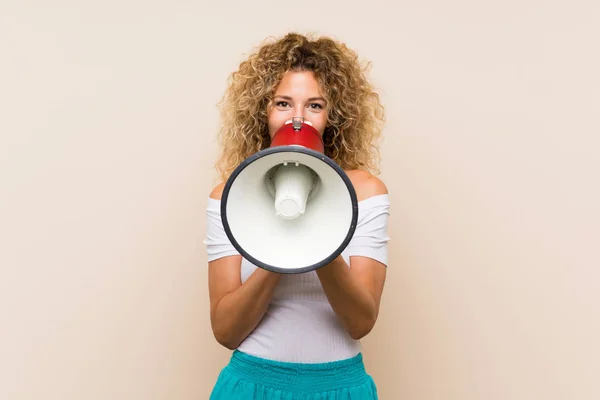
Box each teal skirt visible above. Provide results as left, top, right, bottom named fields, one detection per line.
left=209, top=350, right=378, bottom=399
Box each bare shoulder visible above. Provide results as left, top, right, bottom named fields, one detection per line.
left=209, top=182, right=226, bottom=200
left=344, top=170, right=388, bottom=202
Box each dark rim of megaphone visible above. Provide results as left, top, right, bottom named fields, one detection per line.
left=220, top=146, right=359, bottom=274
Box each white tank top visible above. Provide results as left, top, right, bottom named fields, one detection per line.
left=204, top=194, right=390, bottom=363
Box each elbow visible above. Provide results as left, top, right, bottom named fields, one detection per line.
left=214, top=333, right=239, bottom=350
left=349, top=326, right=373, bottom=340
left=220, top=341, right=239, bottom=351
left=346, top=303, right=379, bottom=340
left=211, top=310, right=242, bottom=350
left=212, top=328, right=241, bottom=350
left=348, top=317, right=376, bottom=340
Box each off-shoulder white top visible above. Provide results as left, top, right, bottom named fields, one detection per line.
left=204, top=194, right=390, bottom=363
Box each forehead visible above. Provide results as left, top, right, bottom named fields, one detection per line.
left=274, top=70, right=322, bottom=95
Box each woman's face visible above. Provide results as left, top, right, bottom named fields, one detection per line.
left=267, top=70, right=328, bottom=138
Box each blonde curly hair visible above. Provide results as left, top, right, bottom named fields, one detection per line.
left=214, top=32, right=385, bottom=182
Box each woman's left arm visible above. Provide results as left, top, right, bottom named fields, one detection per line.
left=316, top=170, right=388, bottom=340
left=316, top=255, right=386, bottom=340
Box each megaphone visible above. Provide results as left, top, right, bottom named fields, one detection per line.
left=220, top=117, right=358, bottom=274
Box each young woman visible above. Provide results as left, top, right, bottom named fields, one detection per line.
left=204, top=32, right=390, bottom=399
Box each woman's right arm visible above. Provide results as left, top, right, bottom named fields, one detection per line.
left=207, top=183, right=281, bottom=350
left=209, top=257, right=281, bottom=349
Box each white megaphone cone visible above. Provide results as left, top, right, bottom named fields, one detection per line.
left=220, top=117, right=358, bottom=274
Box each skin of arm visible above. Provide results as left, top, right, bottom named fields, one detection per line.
left=207, top=183, right=282, bottom=350
left=315, top=170, right=388, bottom=340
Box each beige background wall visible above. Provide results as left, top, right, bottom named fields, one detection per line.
left=1, top=1, right=598, bottom=399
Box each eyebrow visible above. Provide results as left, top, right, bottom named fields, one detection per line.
left=274, top=95, right=326, bottom=102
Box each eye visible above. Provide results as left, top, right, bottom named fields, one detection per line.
left=275, top=101, right=290, bottom=108
left=308, top=103, right=323, bottom=109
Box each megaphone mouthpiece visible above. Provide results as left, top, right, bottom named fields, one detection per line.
left=273, top=163, right=315, bottom=220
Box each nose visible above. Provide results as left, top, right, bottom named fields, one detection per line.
left=294, top=107, right=311, bottom=123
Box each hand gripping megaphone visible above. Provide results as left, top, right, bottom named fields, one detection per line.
left=220, top=117, right=358, bottom=274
